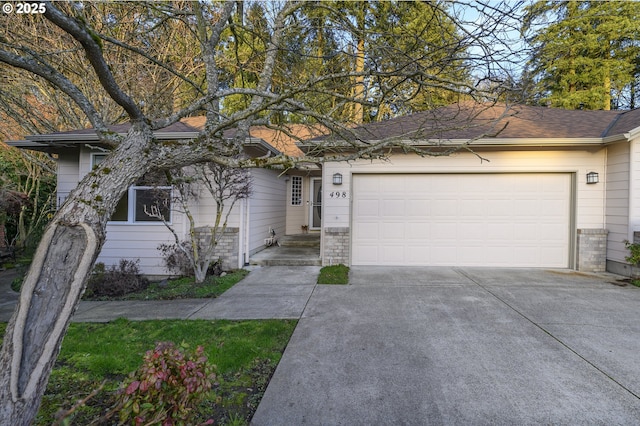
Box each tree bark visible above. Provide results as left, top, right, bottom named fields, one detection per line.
left=0, top=125, right=154, bottom=425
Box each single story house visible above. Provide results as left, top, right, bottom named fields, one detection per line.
left=9, top=102, right=640, bottom=276
left=9, top=117, right=322, bottom=276
left=301, top=102, right=640, bottom=275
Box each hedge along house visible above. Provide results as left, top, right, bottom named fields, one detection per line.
left=299, top=102, right=640, bottom=275
left=9, top=117, right=323, bottom=276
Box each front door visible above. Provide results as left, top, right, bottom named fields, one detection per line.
left=310, top=178, right=322, bottom=229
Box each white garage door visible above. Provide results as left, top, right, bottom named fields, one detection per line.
left=352, top=173, right=571, bottom=267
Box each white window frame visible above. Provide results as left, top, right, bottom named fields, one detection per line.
left=91, top=152, right=173, bottom=225
left=91, top=152, right=108, bottom=168
left=291, top=176, right=303, bottom=206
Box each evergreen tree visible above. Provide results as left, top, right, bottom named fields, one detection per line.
left=522, top=0, right=640, bottom=110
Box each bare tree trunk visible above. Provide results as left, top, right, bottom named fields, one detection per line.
left=0, top=126, right=153, bottom=425
left=0, top=221, right=100, bottom=425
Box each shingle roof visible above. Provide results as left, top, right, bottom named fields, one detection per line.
left=602, top=108, right=640, bottom=137
left=20, top=117, right=325, bottom=157
left=14, top=104, right=640, bottom=155
left=345, top=103, right=631, bottom=142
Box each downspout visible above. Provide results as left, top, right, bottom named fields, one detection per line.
left=239, top=198, right=246, bottom=268
left=603, top=145, right=608, bottom=230
left=244, top=196, right=251, bottom=266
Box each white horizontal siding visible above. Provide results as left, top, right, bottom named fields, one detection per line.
left=57, top=151, right=79, bottom=208
left=606, top=142, right=630, bottom=263
left=248, top=168, right=286, bottom=255
left=630, top=138, right=640, bottom=235
left=98, top=211, right=185, bottom=276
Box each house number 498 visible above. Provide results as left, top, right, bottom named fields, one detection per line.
left=329, top=191, right=348, bottom=198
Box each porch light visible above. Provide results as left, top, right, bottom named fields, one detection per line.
left=586, top=171, right=599, bottom=184
left=333, top=173, right=343, bottom=185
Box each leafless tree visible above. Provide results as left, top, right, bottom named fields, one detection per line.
left=0, top=1, right=525, bottom=423
left=151, top=162, right=252, bottom=283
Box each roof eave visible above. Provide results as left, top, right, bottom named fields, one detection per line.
left=19, top=133, right=283, bottom=156
left=299, top=137, right=609, bottom=153
left=26, top=131, right=200, bottom=142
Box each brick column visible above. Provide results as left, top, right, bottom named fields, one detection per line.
left=194, top=227, right=240, bottom=271
left=323, top=227, right=350, bottom=266
left=576, top=229, right=608, bottom=272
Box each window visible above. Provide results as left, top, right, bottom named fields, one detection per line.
left=91, top=153, right=107, bottom=167
left=133, top=187, right=172, bottom=222
left=90, top=152, right=172, bottom=223
left=109, top=186, right=172, bottom=224
left=291, top=176, right=303, bottom=206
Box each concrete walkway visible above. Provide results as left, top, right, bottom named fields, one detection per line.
left=4, top=266, right=640, bottom=424
left=0, top=266, right=320, bottom=322
left=252, top=267, right=640, bottom=425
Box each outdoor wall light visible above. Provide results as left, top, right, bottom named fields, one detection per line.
left=586, top=171, right=599, bottom=184
left=333, top=173, right=343, bottom=185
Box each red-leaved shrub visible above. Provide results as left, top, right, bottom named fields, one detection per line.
left=117, top=341, right=216, bottom=425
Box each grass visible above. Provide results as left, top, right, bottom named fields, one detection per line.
left=1, top=267, right=293, bottom=424
left=84, top=269, right=249, bottom=301
left=0, top=319, right=297, bottom=425
left=317, top=264, right=350, bottom=284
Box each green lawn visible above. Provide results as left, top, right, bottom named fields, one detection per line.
left=317, top=264, right=350, bottom=284
left=0, top=319, right=297, bottom=425
left=83, top=269, right=250, bottom=301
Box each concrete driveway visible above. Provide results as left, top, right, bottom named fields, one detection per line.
left=252, top=267, right=640, bottom=425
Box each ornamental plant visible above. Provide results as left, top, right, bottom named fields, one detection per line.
left=117, top=341, right=216, bottom=426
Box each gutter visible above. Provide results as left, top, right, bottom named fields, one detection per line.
left=19, top=133, right=282, bottom=156
left=298, top=137, right=611, bottom=154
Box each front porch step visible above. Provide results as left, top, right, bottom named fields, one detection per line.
left=248, top=234, right=321, bottom=267
left=255, top=257, right=322, bottom=267
left=279, top=234, right=320, bottom=248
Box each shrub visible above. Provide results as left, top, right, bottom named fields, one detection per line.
left=625, top=240, right=640, bottom=268
left=116, top=341, right=216, bottom=426
left=158, top=241, right=223, bottom=279
left=158, top=242, right=193, bottom=277
left=85, top=259, right=149, bottom=298
left=11, top=274, right=24, bottom=292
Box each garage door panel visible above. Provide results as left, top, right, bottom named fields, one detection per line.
left=539, top=223, right=567, bottom=240
left=432, top=223, right=458, bottom=241
left=405, top=223, right=430, bottom=240
left=407, top=199, right=430, bottom=216
left=433, top=200, right=458, bottom=217
left=352, top=245, right=379, bottom=264
left=381, top=222, right=405, bottom=240
left=352, top=173, right=570, bottom=267
left=355, top=199, right=380, bottom=217
left=354, top=222, right=379, bottom=240
left=431, top=247, right=457, bottom=264
left=382, top=200, right=406, bottom=217
left=380, top=245, right=406, bottom=263
left=459, top=223, right=485, bottom=241
left=460, top=200, right=486, bottom=217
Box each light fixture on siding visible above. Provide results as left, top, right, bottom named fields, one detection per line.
left=333, top=173, right=343, bottom=185
left=586, top=171, right=599, bottom=184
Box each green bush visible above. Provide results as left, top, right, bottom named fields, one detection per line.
left=625, top=240, right=640, bottom=267
left=116, top=341, right=216, bottom=425
left=11, top=274, right=24, bottom=292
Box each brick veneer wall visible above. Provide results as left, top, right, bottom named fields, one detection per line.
left=194, top=227, right=239, bottom=270
left=576, top=228, right=608, bottom=272
left=323, top=227, right=350, bottom=266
